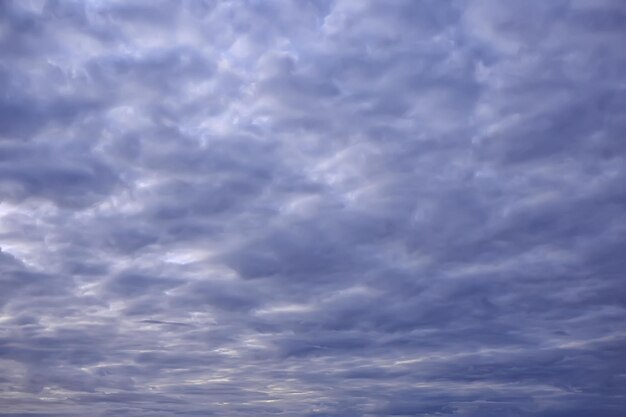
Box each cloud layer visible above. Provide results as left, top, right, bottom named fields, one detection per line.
left=1, top=1, right=625, bottom=416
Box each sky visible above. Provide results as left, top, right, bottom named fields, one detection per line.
left=0, top=0, right=625, bottom=416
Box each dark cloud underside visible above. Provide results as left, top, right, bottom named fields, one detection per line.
left=1, top=1, right=625, bottom=416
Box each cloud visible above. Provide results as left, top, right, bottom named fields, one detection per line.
left=0, top=0, right=624, bottom=416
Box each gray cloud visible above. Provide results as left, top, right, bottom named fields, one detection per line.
left=0, top=0, right=625, bottom=416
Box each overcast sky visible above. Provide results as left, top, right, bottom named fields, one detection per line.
left=1, top=1, right=625, bottom=416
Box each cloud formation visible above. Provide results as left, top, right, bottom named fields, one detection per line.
left=1, top=0, right=625, bottom=416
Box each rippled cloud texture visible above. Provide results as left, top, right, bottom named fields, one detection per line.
left=1, top=0, right=625, bottom=416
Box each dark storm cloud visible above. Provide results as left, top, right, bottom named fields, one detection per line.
left=1, top=0, right=625, bottom=416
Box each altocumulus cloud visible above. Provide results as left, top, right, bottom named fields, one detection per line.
left=0, top=0, right=625, bottom=416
